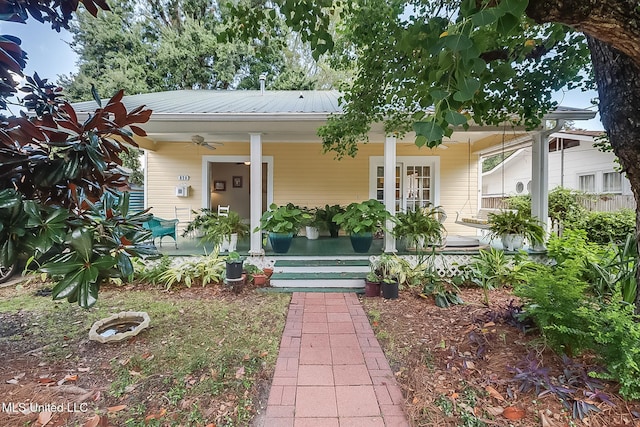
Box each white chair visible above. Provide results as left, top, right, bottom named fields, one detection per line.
left=217, top=205, right=230, bottom=217
left=174, top=206, right=192, bottom=237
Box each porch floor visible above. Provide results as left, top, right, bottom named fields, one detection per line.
left=155, top=235, right=489, bottom=257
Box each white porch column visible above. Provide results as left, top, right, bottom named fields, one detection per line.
left=530, top=131, right=548, bottom=237
left=249, top=133, right=263, bottom=255
left=384, top=135, right=397, bottom=253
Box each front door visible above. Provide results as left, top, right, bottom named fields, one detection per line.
left=370, top=157, right=439, bottom=213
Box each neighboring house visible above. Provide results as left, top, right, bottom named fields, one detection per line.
left=482, top=130, right=631, bottom=199
left=72, top=90, right=595, bottom=254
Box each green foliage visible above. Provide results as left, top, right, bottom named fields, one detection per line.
left=332, top=199, right=391, bottom=234
left=546, top=229, right=604, bottom=265
left=587, top=303, right=640, bottom=400
left=547, top=187, right=588, bottom=225
left=514, top=261, right=594, bottom=356
left=119, top=148, right=144, bottom=185
left=156, top=253, right=226, bottom=289
left=184, top=209, right=249, bottom=248
left=315, top=204, right=345, bottom=236
left=574, top=209, right=635, bottom=245
left=258, top=203, right=311, bottom=234
left=586, top=234, right=637, bottom=304
left=393, top=206, right=446, bottom=248
left=488, top=210, right=545, bottom=245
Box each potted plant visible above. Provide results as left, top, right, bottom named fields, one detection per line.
left=364, top=271, right=381, bottom=297
left=332, top=199, right=391, bottom=253
left=487, top=210, right=545, bottom=251
left=373, top=254, right=407, bottom=299
left=244, top=264, right=268, bottom=286
left=257, top=203, right=312, bottom=253
left=184, top=209, right=249, bottom=252
left=302, top=207, right=325, bottom=240
left=225, top=251, right=244, bottom=281
left=394, top=206, right=446, bottom=250
left=316, top=204, right=345, bottom=238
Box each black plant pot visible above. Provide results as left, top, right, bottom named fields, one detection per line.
left=328, top=223, right=340, bottom=238
left=381, top=280, right=399, bottom=299
left=350, top=232, right=373, bottom=253
left=225, top=260, right=244, bottom=280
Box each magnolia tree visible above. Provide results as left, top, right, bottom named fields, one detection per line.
left=227, top=0, right=640, bottom=311
left=0, top=0, right=155, bottom=307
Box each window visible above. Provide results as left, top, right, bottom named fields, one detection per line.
left=549, top=138, right=580, bottom=152
left=578, top=174, right=596, bottom=192
left=515, top=181, right=524, bottom=193
left=602, top=172, right=622, bottom=193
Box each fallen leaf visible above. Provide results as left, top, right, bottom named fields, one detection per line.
left=485, top=385, right=505, bottom=401
left=38, top=378, right=56, bottom=384
left=6, top=379, right=19, bottom=385
left=141, top=352, right=153, bottom=360
left=243, top=354, right=250, bottom=361
left=451, top=392, right=459, bottom=399
left=259, top=351, right=268, bottom=357
left=37, top=411, right=53, bottom=426
left=205, top=424, right=216, bottom=427
left=83, top=415, right=101, bottom=427
left=119, top=358, right=130, bottom=366
left=484, top=321, right=496, bottom=327
left=486, top=406, right=504, bottom=416
left=503, top=406, right=526, bottom=420
left=107, top=405, right=127, bottom=413
left=78, top=367, right=91, bottom=372
left=235, top=366, right=245, bottom=379
left=540, top=410, right=555, bottom=427
left=65, top=375, right=78, bottom=381
left=14, top=372, right=26, bottom=379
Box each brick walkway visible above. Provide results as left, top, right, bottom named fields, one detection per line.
left=260, top=292, right=410, bottom=426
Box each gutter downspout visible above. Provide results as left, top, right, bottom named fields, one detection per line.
left=259, top=73, right=266, bottom=95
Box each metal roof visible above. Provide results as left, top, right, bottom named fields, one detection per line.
left=72, top=90, right=343, bottom=115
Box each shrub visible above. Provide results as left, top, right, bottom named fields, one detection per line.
left=573, top=209, right=635, bottom=245
left=514, top=261, right=594, bottom=356
left=588, top=302, right=640, bottom=400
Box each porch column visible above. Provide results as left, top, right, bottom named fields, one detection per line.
left=384, top=135, right=397, bottom=253
left=249, top=133, right=263, bottom=255
left=530, top=131, right=548, bottom=247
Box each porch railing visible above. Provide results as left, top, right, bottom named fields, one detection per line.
left=482, top=194, right=636, bottom=212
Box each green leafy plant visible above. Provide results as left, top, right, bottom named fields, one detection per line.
left=464, top=247, right=512, bottom=305
left=394, top=205, right=446, bottom=249
left=514, top=261, right=594, bottom=356
left=332, top=199, right=391, bottom=235
left=183, top=209, right=249, bottom=248
left=575, top=209, right=635, bottom=245
left=587, top=234, right=637, bottom=304
left=371, top=253, right=409, bottom=285
left=316, top=204, right=345, bottom=237
left=257, top=203, right=311, bottom=234
left=157, top=253, right=226, bottom=289
left=488, top=210, right=545, bottom=247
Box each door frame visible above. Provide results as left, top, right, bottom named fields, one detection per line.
left=368, top=156, right=440, bottom=212
left=201, top=155, right=274, bottom=210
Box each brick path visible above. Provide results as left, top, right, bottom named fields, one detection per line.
left=260, top=292, right=410, bottom=426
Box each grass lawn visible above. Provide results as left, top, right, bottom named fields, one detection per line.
left=0, top=279, right=290, bottom=426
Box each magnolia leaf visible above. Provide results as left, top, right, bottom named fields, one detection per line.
left=499, top=0, right=529, bottom=17
left=70, top=228, right=93, bottom=262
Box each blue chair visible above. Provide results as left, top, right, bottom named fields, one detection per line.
left=143, top=216, right=179, bottom=248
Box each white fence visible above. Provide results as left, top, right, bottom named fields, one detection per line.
left=482, top=194, right=636, bottom=212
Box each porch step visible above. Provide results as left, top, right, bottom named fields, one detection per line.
left=269, top=258, right=369, bottom=289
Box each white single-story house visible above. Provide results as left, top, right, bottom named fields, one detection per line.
left=483, top=130, right=631, bottom=198
left=73, top=89, right=596, bottom=255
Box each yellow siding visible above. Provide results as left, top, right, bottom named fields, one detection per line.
left=146, top=140, right=482, bottom=236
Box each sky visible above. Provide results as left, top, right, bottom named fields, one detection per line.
left=0, top=18, right=604, bottom=130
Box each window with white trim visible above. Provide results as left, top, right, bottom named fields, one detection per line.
left=578, top=174, right=596, bottom=193
left=602, top=172, right=622, bottom=193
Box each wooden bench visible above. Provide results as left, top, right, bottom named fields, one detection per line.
left=455, top=208, right=517, bottom=229
left=143, top=216, right=179, bottom=248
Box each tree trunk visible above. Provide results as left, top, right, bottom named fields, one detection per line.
left=587, top=36, right=640, bottom=313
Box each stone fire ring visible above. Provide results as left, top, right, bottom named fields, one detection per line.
left=89, top=311, right=151, bottom=343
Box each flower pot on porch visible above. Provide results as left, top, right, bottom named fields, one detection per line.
left=501, top=233, right=524, bottom=251
left=252, top=273, right=268, bottom=286
left=305, top=226, right=320, bottom=240
left=364, top=279, right=381, bottom=297
left=350, top=232, right=373, bottom=253
left=269, top=232, right=294, bottom=253
left=328, top=223, right=340, bottom=238
left=381, top=280, right=399, bottom=299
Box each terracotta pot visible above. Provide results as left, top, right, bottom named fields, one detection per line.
left=252, top=274, right=268, bottom=286
left=263, top=267, right=274, bottom=278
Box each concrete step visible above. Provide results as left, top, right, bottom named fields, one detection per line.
left=269, top=258, right=369, bottom=288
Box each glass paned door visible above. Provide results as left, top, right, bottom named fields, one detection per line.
left=375, top=163, right=433, bottom=212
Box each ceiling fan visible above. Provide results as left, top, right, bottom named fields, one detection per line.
left=191, top=135, right=223, bottom=150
